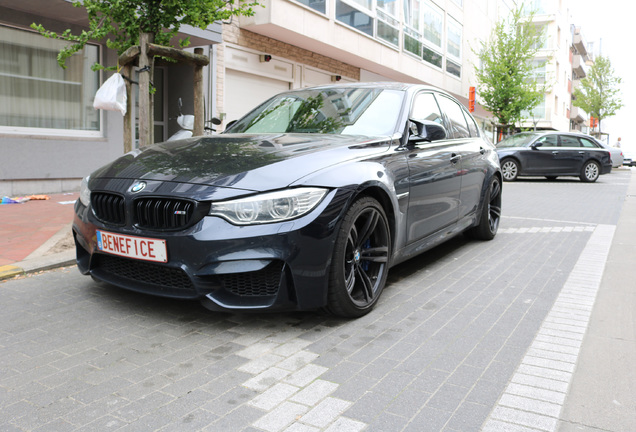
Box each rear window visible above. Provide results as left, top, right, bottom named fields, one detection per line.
left=496, top=134, right=537, bottom=148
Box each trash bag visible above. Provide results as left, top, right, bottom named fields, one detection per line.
left=93, top=73, right=127, bottom=115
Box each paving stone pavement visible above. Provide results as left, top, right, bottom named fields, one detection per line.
left=0, top=170, right=632, bottom=431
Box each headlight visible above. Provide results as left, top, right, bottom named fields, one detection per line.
left=209, top=188, right=328, bottom=225
left=79, top=175, right=91, bottom=207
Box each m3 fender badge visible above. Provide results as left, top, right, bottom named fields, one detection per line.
left=130, top=181, right=146, bottom=193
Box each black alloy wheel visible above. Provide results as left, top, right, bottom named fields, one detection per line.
left=466, top=176, right=502, bottom=240
left=327, top=197, right=391, bottom=318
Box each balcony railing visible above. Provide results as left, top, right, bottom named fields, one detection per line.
left=572, top=55, right=587, bottom=78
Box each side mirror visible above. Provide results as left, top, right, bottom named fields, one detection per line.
left=531, top=142, right=543, bottom=149
left=408, top=119, right=447, bottom=143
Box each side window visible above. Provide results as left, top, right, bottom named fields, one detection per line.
left=463, top=108, right=479, bottom=137
left=436, top=95, right=470, bottom=138
left=560, top=136, right=581, bottom=147
left=536, top=135, right=558, bottom=146
left=580, top=138, right=598, bottom=148
left=411, top=92, right=444, bottom=124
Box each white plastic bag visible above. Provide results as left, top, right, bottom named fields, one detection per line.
left=93, top=72, right=127, bottom=115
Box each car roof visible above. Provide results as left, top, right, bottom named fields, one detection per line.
left=301, top=82, right=463, bottom=100
left=511, top=131, right=598, bottom=140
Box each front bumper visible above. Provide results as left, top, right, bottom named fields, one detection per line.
left=73, top=189, right=349, bottom=312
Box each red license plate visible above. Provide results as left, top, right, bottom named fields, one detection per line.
left=96, top=230, right=167, bottom=263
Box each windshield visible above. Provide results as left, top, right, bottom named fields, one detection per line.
left=226, top=88, right=404, bottom=136
left=496, top=133, right=539, bottom=148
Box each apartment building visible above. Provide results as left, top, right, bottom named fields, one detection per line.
left=569, top=25, right=590, bottom=133
left=519, top=0, right=572, bottom=132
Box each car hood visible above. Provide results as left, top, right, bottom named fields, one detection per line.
left=90, top=133, right=391, bottom=195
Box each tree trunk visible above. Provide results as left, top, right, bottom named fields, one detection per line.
left=138, top=32, right=154, bottom=147
left=123, top=64, right=133, bottom=153
left=193, top=48, right=205, bottom=137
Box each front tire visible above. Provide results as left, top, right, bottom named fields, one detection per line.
left=466, top=176, right=502, bottom=240
left=501, top=159, right=519, bottom=181
left=327, top=197, right=391, bottom=318
left=580, top=160, right=600, bottom=182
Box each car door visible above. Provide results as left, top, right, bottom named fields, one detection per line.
left=580, top=136, right=609, bottom=164
left=435, top=95, right=486, bottom=220
left=555, top=135, right=586, bottom=173
left=522, top=134, right=561, bottom=174
left=405, top=92, right=461, bottom=243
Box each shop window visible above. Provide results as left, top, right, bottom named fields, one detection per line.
left=0, top=25, right=100, bottom=134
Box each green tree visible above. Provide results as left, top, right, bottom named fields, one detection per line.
left=31, top=0, right=260, bottom=70
left=473, top=6, right=547, bottom=135
left=572, top=56, right=623, bottom=133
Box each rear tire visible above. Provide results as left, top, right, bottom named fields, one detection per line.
left=580, top=160, right=600, bottom=182
left=326, top=197, right=391, bottom=318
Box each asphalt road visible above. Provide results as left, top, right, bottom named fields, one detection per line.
left=1, top=169, right=632, bottom=431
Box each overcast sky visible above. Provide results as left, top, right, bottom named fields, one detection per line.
left=569, top=0, right=631, bottom=148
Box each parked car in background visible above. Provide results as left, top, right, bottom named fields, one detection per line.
left=496, top=132, right=612, bottom=182
left=73, top=83, right=502, bottom=318
left=596, top=140, right=624, bottom=167
left=622, top=149, right=636, bottom=167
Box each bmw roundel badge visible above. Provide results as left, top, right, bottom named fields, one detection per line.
left=130, top=181, right=146, bottom=193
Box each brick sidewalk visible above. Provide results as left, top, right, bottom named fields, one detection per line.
left=0, top=192, right=78, bottom=266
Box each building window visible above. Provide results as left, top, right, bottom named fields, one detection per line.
left=523, top=97, right=546, bottom=120
left=295, top=0, right=326, bottom=13
left=422, top=46, right=443, bottom=68
left=336, top=0, right=375, bottom=37
left=446, top=18, right=461, bottom=60
left=446, top=18, right=462, bottom=77
left=531, top=24, right=548, bottom=50
left=531, top=59, right=547, bottom=83
left=403, top=0, right=422, bottom=56
left=523, top=0, right=552, bottom=14
left=420, top=1, right=444, bottom=67
left=0, top=25, right=100, bottom=133
left=336, top=0, right=400, bottom=47
left=446, top=59, right=461, bottom=78
left=422, top=2, right=443, bottom=50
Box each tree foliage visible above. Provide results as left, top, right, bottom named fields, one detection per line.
left=572, top=56, right=622, bottom=133
left=473, top=6, right=547, bottom=133
left=31, top=0, right=261, bottom=70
